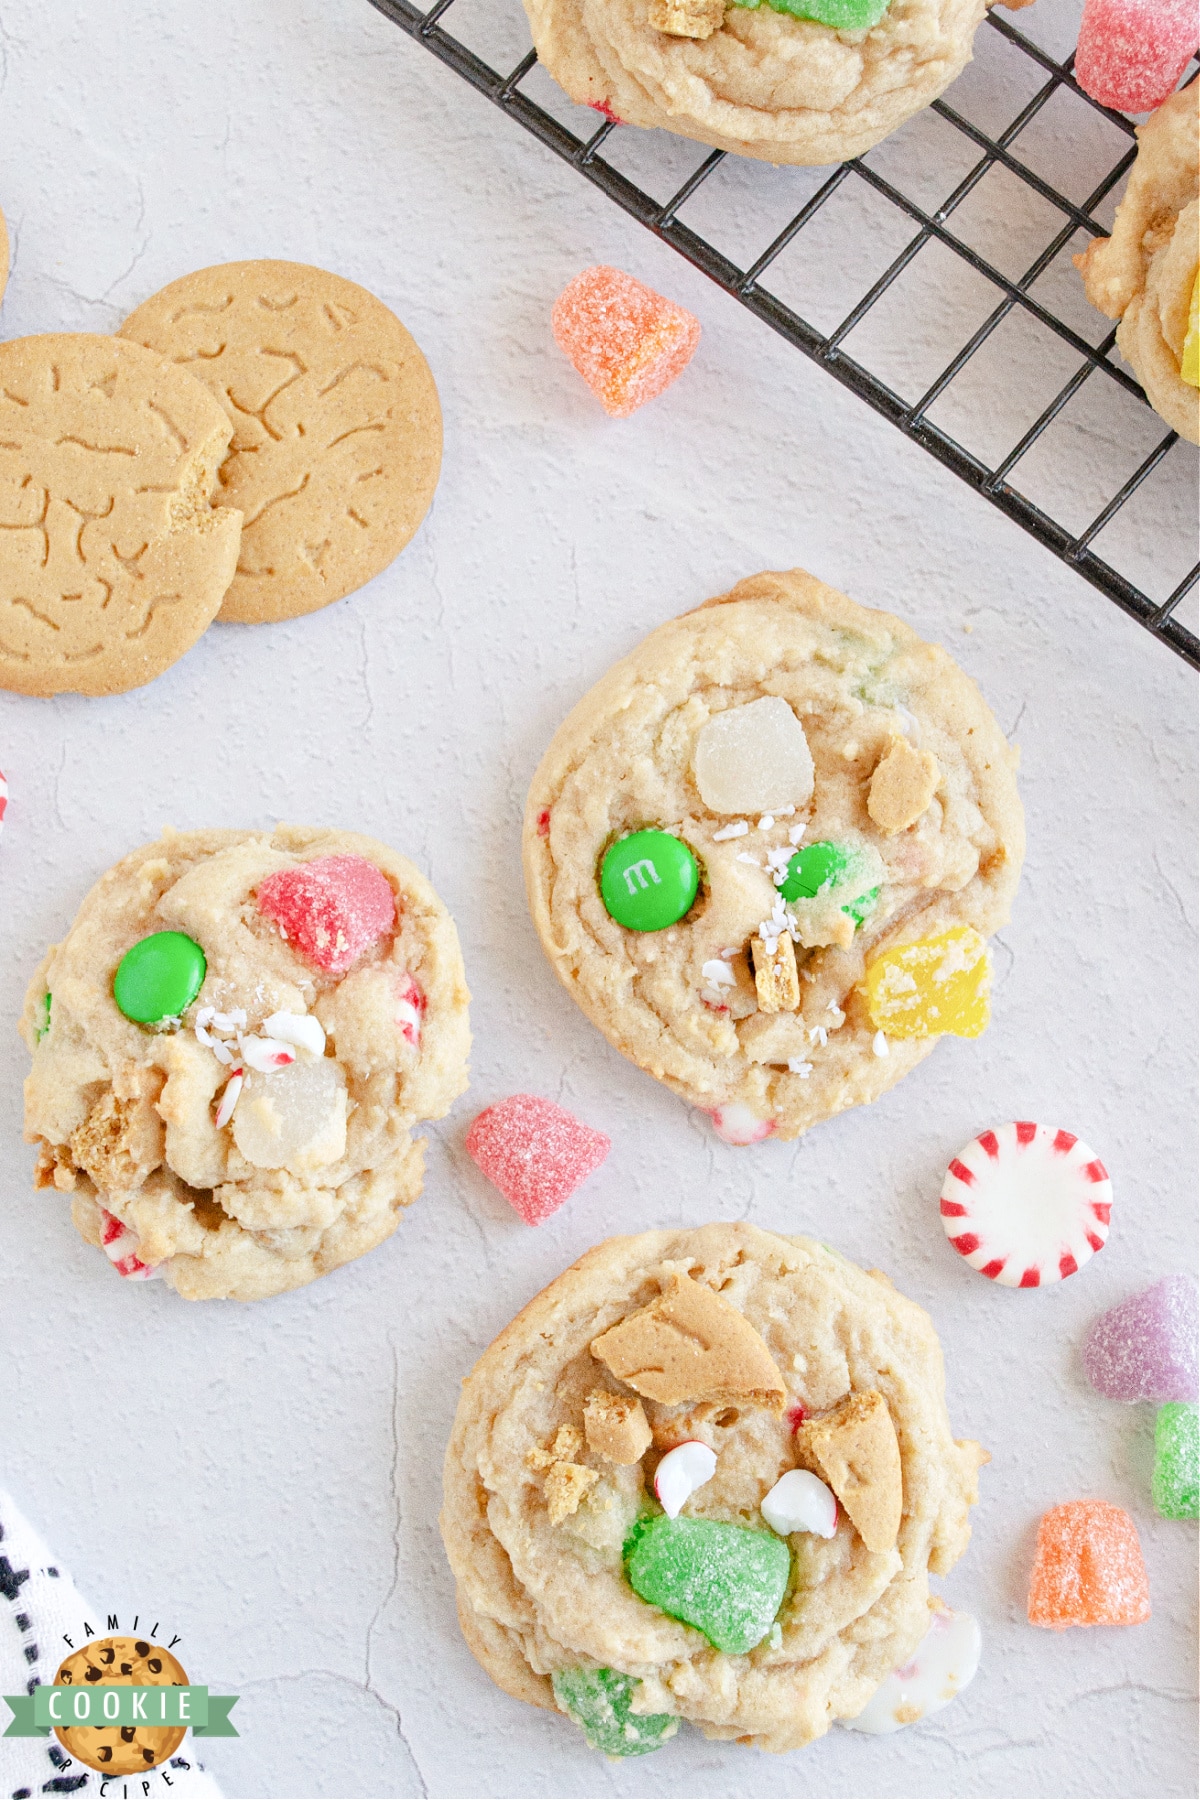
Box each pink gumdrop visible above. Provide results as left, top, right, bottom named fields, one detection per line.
left=552, top=266, right=700, bottom=418
left=1083, top=1275, right=1199, bottom=1402
left=257, top=855, right=396, bottom=975
left=465, top=1094, right=610, bottom=1225
left=1075, top=0, right=1198, bottom=113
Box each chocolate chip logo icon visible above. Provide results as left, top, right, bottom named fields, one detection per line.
left=52, top=1636, right=189, bottom=1775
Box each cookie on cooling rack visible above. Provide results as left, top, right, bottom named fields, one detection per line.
left=120, top=261, right=443, bottom=623
left=523, top=567, right=1023, bottom=1145
left=1076, top=83, right=1199, bottom=447
left=523, top=0, right=991, bottom=166
left=442, top=1222, right=986, bottom=1754
left=21, top=826, right=470, bottom=1300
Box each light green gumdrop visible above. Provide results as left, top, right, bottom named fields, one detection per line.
left=779, top=839, right=881, bottom=928
left=1152, top=1403, right=1198, bottom=1520
left=625, top=1515, right=790, bottom=1655
left=730, top=0, right=891, bottom=28
left=35, top=992, right=51, bottom=1042
left=551, top=1667, right=678, bottom=1757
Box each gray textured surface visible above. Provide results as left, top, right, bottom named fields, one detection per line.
left=0, top=2, right=1195, bottom=1797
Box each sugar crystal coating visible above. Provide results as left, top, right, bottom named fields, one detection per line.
left=865, top=925, right=991, bottom=1038
left=731, top=0, right=889, bottom=26
left=552, top=266, right=701, bottom=418
left=257, top=854, right=395, bottom=974
left=1083, top=1275, right=1198, bottom=1402
left=1074, top=0, right=1199, bottom=113
left=551, top=1667, right=678, bottom=1756
left=1027, top=1501, right=1150, bottom=1629
left=692, top=696, right=814, bottom=814
left=625, top=1513, right=790, bottom=1654
left=466, top=1093, right=610, bottom=1224
left=1152, top=1403, right=1199, bottom=1519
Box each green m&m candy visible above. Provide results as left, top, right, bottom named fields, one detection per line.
left=625, top=1514, right=790, bottom=1655
left=779, top=840, right=879, bottom=928
left=600, top=830, right=699, bottom=932
left=113, top=931, right=206, bottom=1025
left=551, top=1667, right=678, bottom=1756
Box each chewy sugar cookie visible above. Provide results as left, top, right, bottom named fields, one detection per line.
left=0, top=334, right=241, bottom=697
left=21, top=826, right=470, bottom=1301
left=442, top=1222, right=986, bottom=1754
left=523, top=0, right=989, bottom=166
left=524, top=568, right=1023, bottom=1144
left=120, top=261, right=443, bottom=623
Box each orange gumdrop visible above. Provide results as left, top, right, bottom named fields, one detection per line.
left=551, top=266, right=701, bottom=417
left=1027, top=1501, right=1151, bottom=1629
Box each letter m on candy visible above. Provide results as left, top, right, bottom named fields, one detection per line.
left=624, top=859, right=661, bottom=894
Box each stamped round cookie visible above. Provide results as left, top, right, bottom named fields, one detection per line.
left=21, top=826, right=470, bottom=1301
left=53, top=1636, right=188, bottom=1774
left=0, top=334, right=241, bottom=697
left=524, top=568, right=1023, bottom=1143
left=442, top=1222, right=986, bottom=1754
left=523, top=0, right=990, bottom=166
left=119, top=261, right=443, bottom=623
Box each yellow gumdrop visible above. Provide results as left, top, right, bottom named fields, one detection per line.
left=1181, top=268, right=1199, bottom=389
left=864, top=926, right=991, bottom=1040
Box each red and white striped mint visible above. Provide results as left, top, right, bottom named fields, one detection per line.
left=99, top=1207, right=163, bottom=1281
left=940, top=1121, right=1111, bottom=1288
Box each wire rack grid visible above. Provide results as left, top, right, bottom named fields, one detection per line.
left=368, top=0, right=1200, bottom=668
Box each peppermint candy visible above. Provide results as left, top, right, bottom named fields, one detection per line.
left=99, top=1208, right=162, bottom=1281
left=940, top=1122, right=1112, bottom=1287
left=654, top=1441, right=717, bottom=1519
left=0, top=766, right=7, bottom=840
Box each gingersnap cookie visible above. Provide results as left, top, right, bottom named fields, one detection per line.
left=524, top=568, right=1023, bottom=1145
left=119, top=261, right=442, bottom=623
left=1076, top=83, right=1199, bottom=446
left=21, top=825, right=470, bottom=1301
left=523, top=0, right=989, bottom=166
left=0, top=334, right=241, bottom=697
left=442, top=1221, right=986, bottom=1755
left=53, top=1636, right=188, bottom=1774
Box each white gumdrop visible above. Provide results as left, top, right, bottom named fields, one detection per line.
left=232, top=1058, right=347, bottom=1171
left=693, top=697, right=815, bottom=815
left=654, top=1441, right=717, bottom=1519
left=761, top=1468, right=838, bottom=1538
left=845, top=1607, right=981, bottom=1735
left=263, top=1010, right=326, bottom=1057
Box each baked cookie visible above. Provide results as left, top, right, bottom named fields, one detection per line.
left=1076, top=83, right=1200, bottom=446
left=53, top=1636, right=187, bottom=1774
left=442, top=1222, right=986, bottom=1754
left=119, top=261, right=442, bottom=623
left=524, top=568, right=1023, bottom=1144
left=21, top=825, right=470, bottom=1301
left=0, top=334, right=241, bottom=697
left=523, top=0, right=990, bottom=166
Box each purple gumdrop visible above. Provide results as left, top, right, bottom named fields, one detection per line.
left=1083, top=1275, right=1199, bottom=1403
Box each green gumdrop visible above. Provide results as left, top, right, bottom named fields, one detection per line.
left=600, top=830, right=699, bottom=932
left=1152, top=1402, right=1199, bottom=1520
left=730, top=0, right=891, bottom=24
left=551, top=1667, right=678, bottom=1757
left=779, top=840, right=879, bottom=926
left=625, top=1514, right=790, bottom=1655
left=113, top=931, right=206, bottom=1025
left=35, top=992, right=51, bottom=1042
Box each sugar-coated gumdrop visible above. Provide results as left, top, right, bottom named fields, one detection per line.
left=231, top=1058, right=348, bottom=1170
left=552, top=266, right=701, bottom=418
left=732, top=0, right=889, bottom=25
left=1074, top=0, right=1198, bottom=114
left=693, top=697, right=815, bottom=815
left=1181, top=268, right=1199, bottom=388
left=865, top=925, right=990, bottom=1039
left=780, top=840, right=881, bottom=927
left=551, top=1667, right=678, bottom=1757
left=1027, top=1501, right=1150, bottom=1629
left=1083, top=1275, right=1198, bottom=1402
left=846, top=1606, right=981, bottom=1734
left=113, top=931, right=207, bottom=1025
left=600, top=829, right=699, bottom=931
left=941, top=1122, right=1112, bottom=1287
left=625, top=1514, right=790, bottom=1654
left=1152, top=1403, right=1199, bottom=1519
left=466, top=1094, right=610, bottom=1225
left=257, top=855, right=395, bottom=974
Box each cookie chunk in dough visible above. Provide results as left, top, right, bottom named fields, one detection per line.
left=21, top=825, right=470, bottom=1300
left=524, top=567, right=1023, bottom=1144
left=442, top=1222, right=986, bottom=1754
left=1076, top=82, right=1200, bottom=446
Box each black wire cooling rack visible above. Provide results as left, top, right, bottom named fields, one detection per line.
left=368, top=0, right=1200, bottom=667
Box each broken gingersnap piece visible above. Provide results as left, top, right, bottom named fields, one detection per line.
left=584, top=1389, right=652, bottom=1464
left=590, top=1272, right=786, bottom=1411
left=867, top=737, right=940, bottom=835
left=527, top=1423, right=585, bottom=1470
left=795, top=1390, right=903, bottom=1552
left=751, top=931, right=800, bottom=1013
left=649, top=0, right=724, bottom=36
left=544, top=1460, right=599, bottom=1524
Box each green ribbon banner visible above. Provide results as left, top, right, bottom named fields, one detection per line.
left=3, top=1687, right=238, bottom=1737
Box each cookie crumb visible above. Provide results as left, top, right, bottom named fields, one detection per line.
left=649, top=0, right=724, bottom=36
left=584, top=1390, right=652, bottom=1464
left=752, top=932, right=800, bottom=1013
left=545, top=1460, right=600, bottom=1524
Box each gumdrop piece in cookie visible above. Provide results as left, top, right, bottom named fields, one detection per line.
left=865, top=926, right=990, bottom=1039
left=257, top=854, right=395, bottom=974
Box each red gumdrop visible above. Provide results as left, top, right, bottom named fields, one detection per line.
left=466, top=1094, right=610, bottom=1225
left=1027, top=1501, right=1151, bottom=1629
left=552, top=266, right=701, bottom=418
left=1075, top=0, right=1198, bottom=113
left=257, top=854, right=396, bottom=974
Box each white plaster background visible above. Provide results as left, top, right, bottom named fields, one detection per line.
left=0, top=2, right=1195, bottom=1796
